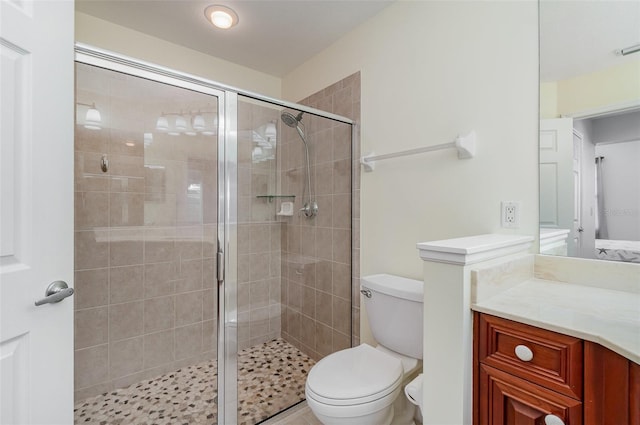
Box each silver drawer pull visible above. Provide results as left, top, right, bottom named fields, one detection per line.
left=544, top=414, right=565, bottom=425
left=514, top=344, right=534, bottom=362
left=35, top=281, right=74, bottom=306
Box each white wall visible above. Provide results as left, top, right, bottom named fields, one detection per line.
left=557, top=60, right=640, bottom=116
left=590, top=111, right=640, bottom=240
left=540, top=60, right=640, bottom=118
left=540, top=81, right=558, bottom=118
left=75, top=12, right=282, bottom=98
left=283, top=1, right=539, bottom=283
left=595, top=140, right=640, bottom=241
left=591, top=110, right=640, bottom=144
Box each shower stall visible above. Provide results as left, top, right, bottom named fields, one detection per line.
left=72, top=46, right=355, bottom=425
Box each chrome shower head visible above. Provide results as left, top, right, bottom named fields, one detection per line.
left=281, top=110, right=316, bottom=217
left=281, top=111, right=304, bottom=128
left=281, top=111, right=306, bottom=141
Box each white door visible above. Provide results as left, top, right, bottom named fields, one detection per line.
left=572, top=130, right=584, bottom=256
left=1, top=1, right=75, bottom=424
left=540, top=118, right=575, bottom=255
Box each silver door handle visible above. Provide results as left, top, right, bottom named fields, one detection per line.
left=35, top=281, right=74, bottom=306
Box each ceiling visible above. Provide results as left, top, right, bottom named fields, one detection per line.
left=76, top=0, right=393, bottom=77
left=540, top=0, right=640, bottom=82
left=77, top=1, right=640, bottom=82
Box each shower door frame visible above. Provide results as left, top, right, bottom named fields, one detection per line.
left=75, top=43, right=354, bottom=425
left=75, top=45, right=239, bottom=423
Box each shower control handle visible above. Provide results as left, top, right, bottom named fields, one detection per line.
left=300, top=201, right=318, bottom=218
left=299, top=205, right=311, bottom=217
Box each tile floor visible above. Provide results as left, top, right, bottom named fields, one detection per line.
left=74, top=338, right=315, bottom=425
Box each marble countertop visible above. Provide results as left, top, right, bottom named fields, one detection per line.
left=472, top=278, right=640, bottom=364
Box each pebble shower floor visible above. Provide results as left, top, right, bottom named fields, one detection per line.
left=74, top=339, right=315, bottom=425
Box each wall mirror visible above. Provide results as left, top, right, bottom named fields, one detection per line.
left=539, top=0, right=640, bottom=263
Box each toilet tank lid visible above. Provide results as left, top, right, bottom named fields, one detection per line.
left=361, top=274, right=423, bottom=302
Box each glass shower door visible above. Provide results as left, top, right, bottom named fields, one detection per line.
left=232, top=95, right=355, bottom=425
left=73, top=57, right=225, bottom=424
left=74, top=46, right=354, bottom=425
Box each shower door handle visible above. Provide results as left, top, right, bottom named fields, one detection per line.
left=578, top=227, right=584, bottom=233
left=217, top=250, right=225, bottom=283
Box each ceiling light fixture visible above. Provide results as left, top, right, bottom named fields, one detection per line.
left=78, top=102, right=102, bottom=130
left=192, top=114, right=205, bottom=131
left=201, top=115, right=218, bottom=136
left=615, top=43, right=640, bottom=56
left=175, top=115, right=187, bottom=132
left=204, top=5, right=239, bottom=30
left=265, top=121, right=277, bottom=141
left=156, top=115, right=169, bottom=131
left=154, top=110, right=216, bottom=136
left=144, top=133, right=153, bottom=147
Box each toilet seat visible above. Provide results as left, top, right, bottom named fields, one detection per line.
left=306, top=344, right=403, bottom=406
left=306, top=384, right=401, bottom=421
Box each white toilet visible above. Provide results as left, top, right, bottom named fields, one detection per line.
left=305, top=274, right=424, bottom=425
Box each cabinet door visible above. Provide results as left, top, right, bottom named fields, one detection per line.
left=584, top=341, right=639, bottom=425
left=631, top=362, right=640, bottom=425
left=479, top=364, right=582, bottom=425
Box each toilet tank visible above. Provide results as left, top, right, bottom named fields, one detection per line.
left=361, top=274, right=424, bottom=359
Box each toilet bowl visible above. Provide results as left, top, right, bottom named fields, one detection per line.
left=306, top=344, right=403, bottom=425
left=305, top=274, right=424, bottom=425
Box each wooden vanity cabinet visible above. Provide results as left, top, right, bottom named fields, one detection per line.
left=478, top=363, right=582, bottom=424
left=474, top=312, right=639, bottom=425
left=583, top=341, right=640, bottom=425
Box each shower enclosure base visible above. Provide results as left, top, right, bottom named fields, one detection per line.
left=74, top=338, right=315, bottom=425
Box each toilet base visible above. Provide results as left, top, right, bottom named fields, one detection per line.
left=312, top=405, right=394, bottom=425
left=390, top=377, right=416, bottom=425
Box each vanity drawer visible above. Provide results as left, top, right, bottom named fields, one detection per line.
left=478, top=363, right=582, bottom=425
left=476, top=313, right=583, bottom=399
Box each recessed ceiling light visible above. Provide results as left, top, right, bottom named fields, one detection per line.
left=204, top=5, right=239, bottom=30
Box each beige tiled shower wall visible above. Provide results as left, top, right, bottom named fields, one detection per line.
left=236, top=97, right=283, bottom=350
left=74, top=64, right=218, bottom=401
left=279, top=72, right=361, bottom=360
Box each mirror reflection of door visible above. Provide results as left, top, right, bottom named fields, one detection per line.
left=572, top=130, right=583, bottom=257
left=539, top=0, right=640, bottom=263
left=540, top=118, right=574, bottom=256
